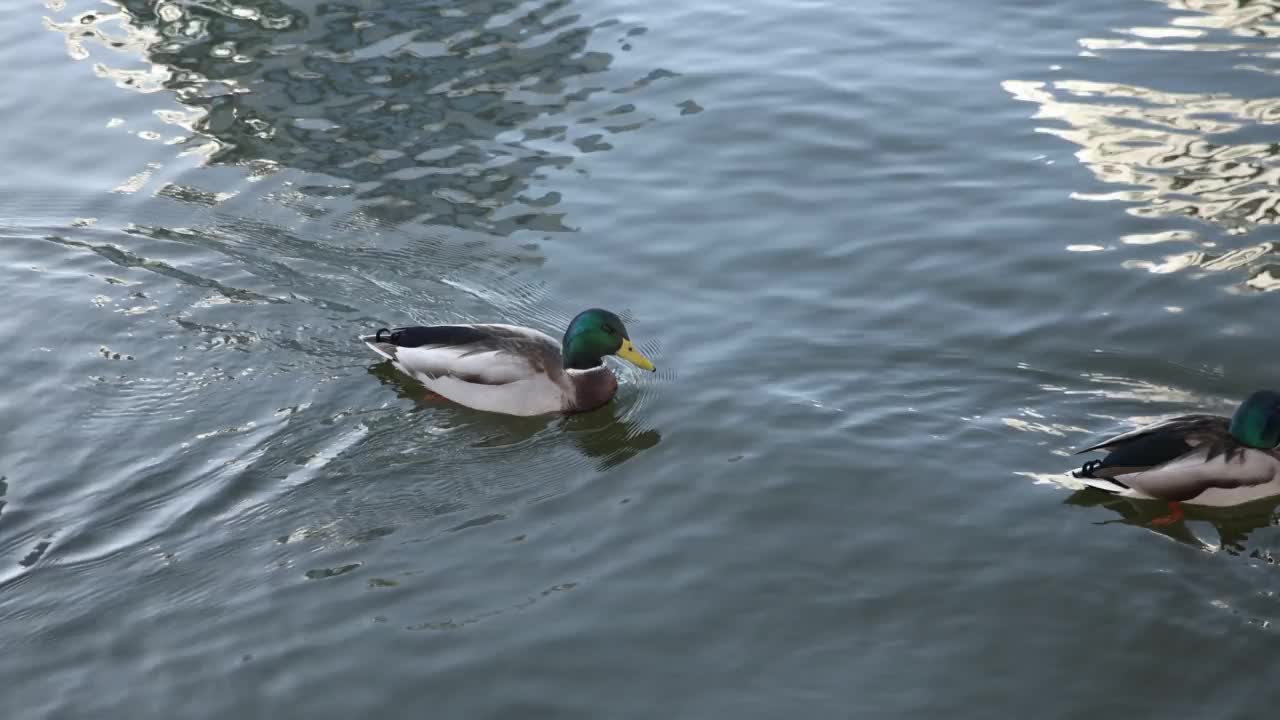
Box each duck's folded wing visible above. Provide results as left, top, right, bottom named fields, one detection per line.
left=383, top=344, right=533, bottom=384
left=1075, top=414, right=1226, bottom=454
left=363, top=324, right=560, bottom=385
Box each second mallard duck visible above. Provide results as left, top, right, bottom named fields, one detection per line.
left=1073, top=390, right=1280, bottom=520
left=360, top=308, right=655, bottom=417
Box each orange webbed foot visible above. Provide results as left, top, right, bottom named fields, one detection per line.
left=1149, top=501, right=1184, bottom=527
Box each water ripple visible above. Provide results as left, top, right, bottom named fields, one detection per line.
left=1005, top=0, right=1280, bottom=296
left=46, top=0, right=692, bottom=233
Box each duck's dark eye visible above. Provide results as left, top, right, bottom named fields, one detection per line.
left=603, top=324, right=616, bottom=335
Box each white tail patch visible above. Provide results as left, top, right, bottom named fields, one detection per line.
left=363, top=340, right=396, bottom=363
left=1074, top=476, right=1142, bottom=496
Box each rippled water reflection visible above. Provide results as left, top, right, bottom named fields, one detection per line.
left=1006, top=0, right=1280, bottom=292
left=48, top=0, right=680, bottom=232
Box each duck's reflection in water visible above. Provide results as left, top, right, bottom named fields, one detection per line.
left=1065, top=488, right=1280, bottom=555
left=367, top=360, right=661, bottom=473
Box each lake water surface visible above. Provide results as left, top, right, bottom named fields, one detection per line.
left=5, top=0, right=1280, bottom=716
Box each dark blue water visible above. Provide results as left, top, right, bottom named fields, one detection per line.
left=5, top=0, right=1280, bottom=716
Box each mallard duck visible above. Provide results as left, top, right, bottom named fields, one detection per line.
left=359, top=308, right=656, bottom=416
left=1073, top=390, right=1280, bottom=522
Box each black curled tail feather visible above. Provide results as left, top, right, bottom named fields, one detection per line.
left=1073, top=460, right=1103, bottom=479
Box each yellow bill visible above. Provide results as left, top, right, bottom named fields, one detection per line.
left=616, top=339, right=656, bottom=372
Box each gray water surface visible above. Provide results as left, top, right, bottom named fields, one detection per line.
left=5, top=0, right=1280, bottom=717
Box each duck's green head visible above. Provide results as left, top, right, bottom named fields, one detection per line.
left=1229, top=390, right=1280, bottom=449
left=562, top=308, right=656, bottom=372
